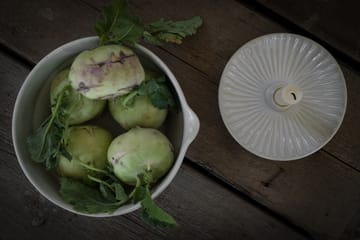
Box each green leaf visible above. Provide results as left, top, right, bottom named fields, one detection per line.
left=132, top=185, right=147, bottom=203
left=113, top=183, right=128, bottom=201
left=146, top=80, right=175, bottom=109
left=60, top=171, right=177, bottom=226
left=118, top=74, right=175, bottom=110
left=148, top=84, right=175, bottom=109
left=95, top=1, right=202, bottom=46
left=59, top=177, right=121, bottom=214
left=27, top=116, right=53, bottom=163
left=110, top=16, right=143, bottom=45
left=99, top=183, right=116, bottom=202
left=95, top=0, right=144, bottom=45
left=144, top=16, right=203, bottom=45
left=27, top=86, right=74, bottom=170
left=140, top=187, right=177, bottom=227
left=143, top=31, right=163, bottom=45
left=95, top=0, right=128, bottom=41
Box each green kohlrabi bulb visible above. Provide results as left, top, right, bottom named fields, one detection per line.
left=107, top=128, right=174, bottom=186
left=109, top=95, right=168, bottom=129
left=57, top=125, right=112, bottom=181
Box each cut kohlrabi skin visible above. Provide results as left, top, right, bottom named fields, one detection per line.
left=50, top=69, right=106, bottom=125
left=108, top=128, right=174, bottom=186
left=57, top=126, right=112, bottom=181
left=69, top=45, right=145, bottom=100
left=109, top=95, right=167, bottom=129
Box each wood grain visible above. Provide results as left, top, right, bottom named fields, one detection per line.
left=1, top=0, right=360, bottom=239
left=0, top=49, right=306, bottom=240
left=254, top=0, right=360, bottom=64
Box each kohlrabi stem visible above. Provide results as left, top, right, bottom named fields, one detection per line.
left=122, top=90, right=138, bottom=107
left=78, top=161, right=109, bottom=175
left=79, top=162, right=121, bottom=183
left=128, top=176, right=142, bottom=199
left=146, top=161, right=152, bottom=172
left=87, top=175, right=114, bottom=191
left=37, top=89, right=66, bottom=159
left=56, top=87, right=77, bottom=160
left=118, top=24, right=136, bottom=42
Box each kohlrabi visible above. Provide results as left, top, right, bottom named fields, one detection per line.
left=108, top=71, right=176, bottom=129
left=69, top=45, right=145, bottom=100
left=109, top=95, right=167, bottom=129
left=106, top=127, right=177, bottom=226
left=50, top=69, right=106, bottom=125
left=108, top=127, right=174, bottom=185
left=57, top=125, right=112, bottom=181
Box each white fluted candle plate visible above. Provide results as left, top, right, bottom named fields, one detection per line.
left=219, top=33, right=347, bottom=160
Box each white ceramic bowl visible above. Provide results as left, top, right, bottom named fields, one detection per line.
left=12, top=36, right=200, bottom=217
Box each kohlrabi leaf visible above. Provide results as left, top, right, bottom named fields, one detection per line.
left=140, top=186, right=177, bottom=227
left=143, top=16, right=203, bottom=45
left=132, top=185, right=147, bottom=203
left=113, top=183, right=128, bottom=201
left=95, top=0, right=202, bottom=46
left=147, top=82, right=175, bottom=110
left=139, top=78, right=175, bottom=110
left=95, top=0, right=143, bottom=45
left=27, top=86, right=74, bottom=170
left=99, top=183, right=117, bottom=202
left=27, top=115, right=55, bottom=164
left=119, top=74, right=175, bottom=110
left=131, top=172, right=177, bottom=227
left=59, top=177, right=121, bottom=214
left=59, top=145, right=178, bottom=226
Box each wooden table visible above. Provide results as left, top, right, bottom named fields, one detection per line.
left=1, top=0, right=359, bottom=239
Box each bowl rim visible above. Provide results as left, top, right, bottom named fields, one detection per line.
left=12, top=36, right=200, bottom=217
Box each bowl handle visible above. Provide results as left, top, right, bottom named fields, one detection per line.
left=183, top=106, right=200, bottom=146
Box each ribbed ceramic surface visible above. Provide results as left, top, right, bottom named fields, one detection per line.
left=219, top=33, right=347, bottom=160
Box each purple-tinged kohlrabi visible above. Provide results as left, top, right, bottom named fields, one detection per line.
left=69, top=45, right=145, bottom=100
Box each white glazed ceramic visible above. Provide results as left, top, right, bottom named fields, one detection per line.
left=12, top=36, right=200, bottom=217
left=219, top=33, right=347, bottom=161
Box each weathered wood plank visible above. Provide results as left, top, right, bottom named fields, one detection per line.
left=0, top=0, right=94, bottom=63
left=254, top=0, right=360, bottom=64
left=1, top=0, right=360, bottom=239
left=0, top=50, right=307, bottom=239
